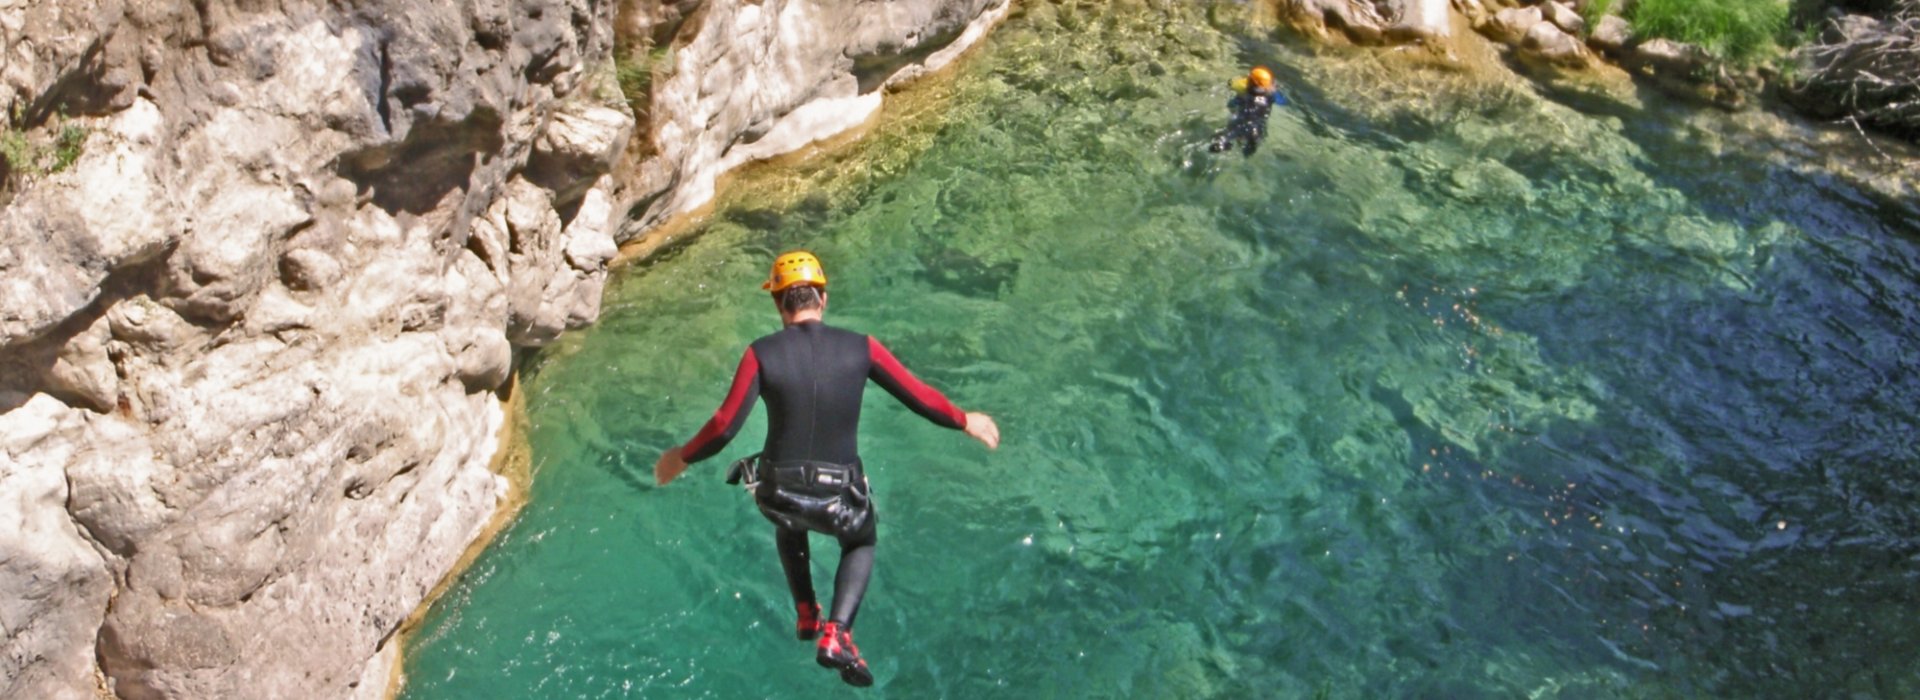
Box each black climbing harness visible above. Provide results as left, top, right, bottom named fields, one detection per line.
left=727, top=453, right=874, bottom=539
left=725, top=452, right=765, bottom=489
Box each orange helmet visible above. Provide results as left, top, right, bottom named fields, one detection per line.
left=1249, top=66, right=1274, bottom=90
left=762, top=250, right=828, bottom=293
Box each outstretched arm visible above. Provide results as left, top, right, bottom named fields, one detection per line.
left=657, top=348, right=762, bottom=485
left=867, top=336, right=999, bottom=449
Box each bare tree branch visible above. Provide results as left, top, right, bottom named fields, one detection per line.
left=1790, top=7, right=1920, bottom=140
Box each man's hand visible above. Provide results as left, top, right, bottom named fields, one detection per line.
left=964, top=412, right=1001, bottom=450
left=654, top=446, right=690, bottom=486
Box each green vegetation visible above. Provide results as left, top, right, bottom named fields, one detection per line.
left=1627, top=0, right=1791, bottom=65
left=1579, top=0, right=1617, bottom=34
left=1, top=104, right=87, bottom=186
left=613, top=42, right=674, bottom=120
left=52, top=122, right=85, bottom=170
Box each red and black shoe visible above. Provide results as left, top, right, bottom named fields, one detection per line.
left=815, top=622, right=874, bottom=687
left=796, top=602, right=823, bottom=641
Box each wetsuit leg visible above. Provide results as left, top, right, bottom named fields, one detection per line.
left=1243, top=118, right=1267, bottom=156
left=775, top=525, right=817, bottom=608
left=830, top=544, right=874, bottom=628
left=827, top=513, right=878, bottom=628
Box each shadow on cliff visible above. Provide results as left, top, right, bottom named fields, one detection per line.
left=337, top=109, right=507, bottom=216
left=0, top=251, right=175, bottom=415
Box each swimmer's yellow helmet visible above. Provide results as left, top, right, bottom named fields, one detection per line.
left=1250, top=66, right=1274, bottom=90
left=763, top=250, right=828, bottom=293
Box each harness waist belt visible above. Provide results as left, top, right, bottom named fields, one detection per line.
left=751, top=459, right=873, bottom=539
left=765, top=459, right=862, bottom=491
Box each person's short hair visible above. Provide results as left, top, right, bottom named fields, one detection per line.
left=778, top=285, right=823, bottom=314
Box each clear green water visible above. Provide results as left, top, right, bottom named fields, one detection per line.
left=403, top=3, right=1920, bottom=697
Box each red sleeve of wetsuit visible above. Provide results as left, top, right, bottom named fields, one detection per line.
left=680, top=348, right=761, bottom=463
left=867, top=336, right=967, bottom=430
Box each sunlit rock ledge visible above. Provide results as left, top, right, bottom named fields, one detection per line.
left=614, top=0, right=1014, bottom=240
left=1283, top=0, right=1728, bottom=100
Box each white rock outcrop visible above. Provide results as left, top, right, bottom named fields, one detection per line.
left=1391, top=0, right=1454, bottom=43
left=1545, top=1, right=1586, bottom=34
left=1488, top=5, right=1545, bottom=45
left=1589, top=15, right=1634, bottom=53
left=0, top=0, right=632, bottom=697
left=619, top=0, right=1013, bottom=234
left=1284, top=0, right=1451, bottom=45
left=0, top=396, right=115, bottom=699
left=1522, top=18, right=1592, bottom=67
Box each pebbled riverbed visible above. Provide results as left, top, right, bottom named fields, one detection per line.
left=402, top=2, right=1920, bottom=697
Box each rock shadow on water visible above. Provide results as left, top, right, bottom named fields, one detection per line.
left=1475, top=214, right=1920, bottom=695
left=1599, top=85, right=1920, bottom=238
left=917, top=246, right=1018, bottom=299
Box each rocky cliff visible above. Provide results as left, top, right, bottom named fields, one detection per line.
left=0, top=1, right=632, bottom=698
left=615, top=0, right=1011, bottom=236
left=0, top=0, right=1007, bottom=698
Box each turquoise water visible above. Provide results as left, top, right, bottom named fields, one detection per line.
left=403, top=3, right=1920, bottom=697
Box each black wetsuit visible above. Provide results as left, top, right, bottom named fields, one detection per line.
left=1210, top=86, right=1277, bottom=156
left=680, top=320, right=967, bottom=629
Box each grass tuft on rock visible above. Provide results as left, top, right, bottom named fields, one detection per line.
left=1628, top=0, right=1791, bottom=65
left=1580, top=0, right=1617, bottom=34
left=0, top=106, right=88, bottom=189
left=613, top=43, right=674, bottom=121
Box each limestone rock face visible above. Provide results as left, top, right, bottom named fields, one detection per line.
left=1488, top=6, right=1545, bottom=45
left=1589, top=15, right=1633, bottom=53
left=618, top=0, right=1014, bottom=235
left=0, top=396, right=114, bottom=700
left=1454, top=0, right=1492, bottom=27
left=0, top=0, right=633, bottom=697
left=1542, top=0, right=1585, bottom=36
left=1283, top=0, right=1454, bottom=46
left=1522, top=19, right=1591, bottom=67
left=1628, top=37, right=1716, bottom=77
left=1285, top=0, right=1389, bottom=44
